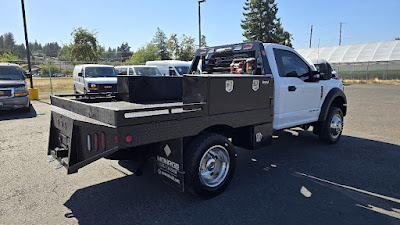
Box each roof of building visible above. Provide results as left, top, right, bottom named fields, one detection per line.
left=297, top=40, right=400, bottom=63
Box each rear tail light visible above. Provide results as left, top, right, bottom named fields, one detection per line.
left=87, top=135, right=92, bottom=151
left=243, top=43, right=253, bottom=50
left=200, top=49, right=207, bottom=54
left=125, top=135, right=133, bottom=143
left=114, top=135, right=119, bottom=143
left=100, top=132, right=105, bottom=150
left=94, top=133, right=98, bottom=151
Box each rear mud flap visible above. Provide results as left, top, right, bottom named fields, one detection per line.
left=155, top=138, right=185, bottom=192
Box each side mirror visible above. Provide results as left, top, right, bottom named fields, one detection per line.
left=78, top=72, right=83, bottom=77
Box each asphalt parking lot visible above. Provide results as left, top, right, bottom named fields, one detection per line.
left=0, top=84, right=399, bottom=225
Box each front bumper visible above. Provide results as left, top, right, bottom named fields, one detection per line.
left=0, top=96, right=30, bottom=110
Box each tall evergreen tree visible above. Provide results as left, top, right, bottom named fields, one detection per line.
left=152, top=28, right=170, bottom=60
left=117, top=42, right=132, bottom=62
left=241, top=0, right=292, bottom=47
left=0, top=35, right=4, bottom=50
left=3, top=33, right=16, bottom=51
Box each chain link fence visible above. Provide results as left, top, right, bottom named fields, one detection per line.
left=331, top=61, right=400, bottom=80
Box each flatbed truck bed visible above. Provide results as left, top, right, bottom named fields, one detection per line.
left=48, top=74, right=274, bottom=196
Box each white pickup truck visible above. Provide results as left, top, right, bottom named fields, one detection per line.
left=48, top=41, right=346, bottom=198
left=197, top=42, right=346, bottom=143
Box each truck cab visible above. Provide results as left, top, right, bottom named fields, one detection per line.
left=193, top=42, right=346, bottom=141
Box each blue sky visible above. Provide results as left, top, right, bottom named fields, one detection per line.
left=1, top=0, right=399, bottom=51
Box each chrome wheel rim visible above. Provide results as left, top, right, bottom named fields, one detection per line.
left=330, top=114, right=343, bottom=139
left=199, top=145, right=230, bottom=188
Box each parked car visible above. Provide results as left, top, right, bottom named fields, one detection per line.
left=307, top=58, right=338, bottom=79
left=48, top=42, right=346, bottom=198
left=115, top=65, right=162, bottom=76
left=0, top=63, right=30, bottom=111
left=72, top=64, right=117, bottom=94
left=145, top=60, right=191, bottom=76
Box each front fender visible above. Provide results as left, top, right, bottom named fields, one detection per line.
left=319, top=88, right=347, bottom=121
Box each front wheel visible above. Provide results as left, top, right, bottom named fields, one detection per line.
left=184, top=133, right=236, bottom=198
left=319, top=107, right=344, bottom=144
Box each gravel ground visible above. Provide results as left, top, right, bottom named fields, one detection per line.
left=0, top=84, right=399, bottom=225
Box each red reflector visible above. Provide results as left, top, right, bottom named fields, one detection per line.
left=200, top=49, right=207, bottom=54
left=94, top=133, right=98, bottom=151
left=114, top=135, right=119, bottom=143
left=101, top=132, right=105, bottom=150
left=125, top=135, right=133, bottom=143
left=243, top=44, right=253, bottom=50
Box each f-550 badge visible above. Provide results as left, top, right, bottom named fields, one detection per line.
left=226, top=80, right=234, bottom=93
left=252, top=80, right=260, bottom=91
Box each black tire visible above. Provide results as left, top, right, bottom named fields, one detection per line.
left=184, top=133, right=236, bottom=198
left=319, top=107, right=344, bottom=144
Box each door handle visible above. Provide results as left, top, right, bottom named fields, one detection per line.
left=288, top=86, right=296, bottom=92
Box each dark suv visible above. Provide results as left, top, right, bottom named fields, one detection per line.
left=0, top=63, right=30, bottom=111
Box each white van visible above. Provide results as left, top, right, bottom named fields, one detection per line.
left=145, top=60, right=191, bottom=76
left=115, top=65, right=162, bottom=76
left=73, top=64, right=118, bottom=94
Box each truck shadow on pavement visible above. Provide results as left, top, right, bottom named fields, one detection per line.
left=0, top=105, right=37, bottom=121
left=64, top=130, right=400, bottom=225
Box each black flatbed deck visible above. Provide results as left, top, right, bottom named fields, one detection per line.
left=51, top=94, right=206, bottom=127
left=49, top=74, right=275, bottom=174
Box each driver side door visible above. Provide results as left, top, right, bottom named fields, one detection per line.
left=274, top=49, right=322, bottom=128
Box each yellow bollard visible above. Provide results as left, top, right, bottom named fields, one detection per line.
left=29, top=88, right=39, bottom=100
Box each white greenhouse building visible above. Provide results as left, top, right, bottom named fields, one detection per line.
left=297, top=40, right=400, bottom=80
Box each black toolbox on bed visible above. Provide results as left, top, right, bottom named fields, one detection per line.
left=183, top=74, right=274, bottom=115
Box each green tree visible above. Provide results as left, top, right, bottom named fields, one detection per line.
left=0, top=52, right=19, bottom=61
left=241, top=0, right=292, bottom=47
left=152, top=28, right=170, bottom=60
left=167, top=34, right=180, bottom=59
left=43, top=42, right=61, bottom=57
left=177, top=35, right=196, bottom=61
left=29, top=40, right=43, bottom=53
left=167, top=34, right=196, bottom=61
left=200, top=35, right=207, bottom=47
left=117, top=42, right=132, bottom=62
left=61, top=68, right=73, bottom=76
left=58, top=45, right=70, bottom=60
left=0, top=35, right=4, bottom=50
left=40, top=63, right=61, bottom=77
left=126, top=43, right=160, bottom=65
left=3, top=33, right=15, bottom=51
left=396, top=37, right=400, bottom=40
left=14, top=44, right=26, bottom=59
left=67, top=28, right=102, bottom=62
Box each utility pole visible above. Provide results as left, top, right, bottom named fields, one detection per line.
left=309, top=25, right=313, bottom=48
left=198, top=0, right=206, bottom=48
left=21, top=0, right=33, bottom=88
left=339, top=22, right=342, bottom=46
